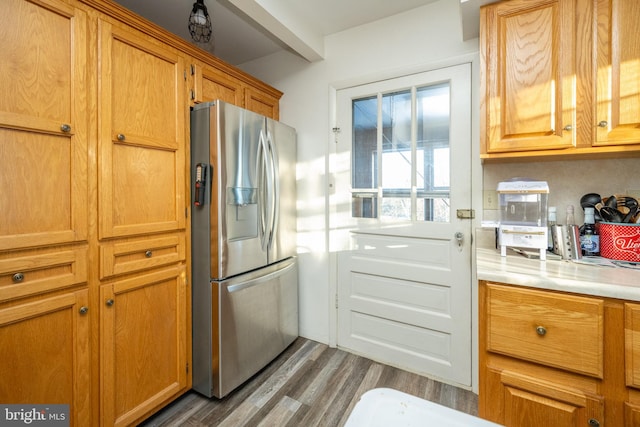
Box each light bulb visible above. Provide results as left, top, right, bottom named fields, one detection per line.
left=193, top=9, right=207, bottom=26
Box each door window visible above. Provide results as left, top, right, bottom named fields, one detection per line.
left=351, top=83, right=451, bottom=222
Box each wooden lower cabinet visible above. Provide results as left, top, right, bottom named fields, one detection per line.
left=100, top=265, right=187, bottom=427
left=479, top=281, right=630, bottom=427
left=485, top=368, right=603, bottom=427
left=0, top=289, right=90, bottom=426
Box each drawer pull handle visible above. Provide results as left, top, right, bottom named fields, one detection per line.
left=598, top=120, right=608, bottom=128
left=105, top=299, right=114, bottom=307
left=61, top=124, right=71, bottom=133
left=117, top=133, right=126, bottom=141
left=588, top=419, right=600, bottom=427
left=79, top=306, right=88, bottom=315
left=536, top=326, right=547, bottom=336
left=145, top=250, right=153, bottom=258
left=12, top=273, right=25, bottom=283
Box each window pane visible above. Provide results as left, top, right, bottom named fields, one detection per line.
left=352, top=96, right=378, bottom=218
left=350, top=82, right=451, bottom=222
left=416, top=83, right=450, bottom=222
left=380, top=90, right=411, bottom=221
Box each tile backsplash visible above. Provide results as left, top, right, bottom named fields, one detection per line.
left=482, top=157, right=639, bottom=225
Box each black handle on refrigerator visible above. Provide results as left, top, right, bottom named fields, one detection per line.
left=194, top=163, right=209, bottom=207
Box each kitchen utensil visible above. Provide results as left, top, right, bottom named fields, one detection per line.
left=618, top=196, right=639, bottom=210
left=600, top=206, right=624, bottom=223
left=551, top=224, right=582, bottom=260
left=623, top=206, right=638, bottom=223
left=605, top=195, right=618, bottom=208
left=580, top=193, right=601, bottom=210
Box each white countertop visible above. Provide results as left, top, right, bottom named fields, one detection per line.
left=476, top=245, right=640, bottom=301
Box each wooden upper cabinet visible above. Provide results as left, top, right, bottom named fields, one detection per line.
left=480, top=0, right=575, bottom=154
left=191, top=62, right=244, bottom=106
left=245, top=86, right=280, bottom=120
left=98, top=20, right=186, bottom=239
left=0, top=0, right=88, bottom=251
left=595, top=0, right=640, bottom=146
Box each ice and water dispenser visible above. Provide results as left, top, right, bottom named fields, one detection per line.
left=497, top=180, right=549, bottom=260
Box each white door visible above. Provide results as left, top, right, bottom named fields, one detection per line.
left=332, top=63, right=472, bottom=386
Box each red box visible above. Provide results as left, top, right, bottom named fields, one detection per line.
left=600, top=223, right=640, bottom=262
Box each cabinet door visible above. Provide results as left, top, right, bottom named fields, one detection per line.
left=245, top=86, right=280, bottom=120
left=98, top=20, right=186, bottom=239
left=0, top=290, right=90, bottom=426
left=192, top=62, right=244, bottom=106
left=625, top=303, right=640, bottom=389
left=100, top=265, right=187, bottom=427
left=487, top=369, right=604, bottom=427
left=0, top=0, right=88, bottom=251
left=595, top=0, right=640, bottom=145
left=480, top=0, right=575, bottom=153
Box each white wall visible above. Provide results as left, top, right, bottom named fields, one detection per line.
left=240, top=0, right=479, bottom=344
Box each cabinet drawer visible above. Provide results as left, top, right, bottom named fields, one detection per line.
left=100, top=233, right=185, bottom=279
left=0, top=247, right=88, bottom=302
left=486, top=283, right=604, bottom=378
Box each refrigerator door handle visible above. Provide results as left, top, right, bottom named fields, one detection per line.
left=266, top=129, right=279, bottom=250
left=257, top=128, right=271, bottom=252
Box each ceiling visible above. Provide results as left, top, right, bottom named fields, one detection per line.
left=111, top=0, right=492, bottom=66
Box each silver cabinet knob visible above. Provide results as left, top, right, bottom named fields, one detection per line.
left=12, top=272, right=24, bottom=283
left=145, top=250, right=153, bottom=258
left=105, top=299, right=114, bottom=307
left=117, top=134, right=126, bottom=141
left=563, top=124, right=572, bottom=131
left=598, top=121, right=608, bottom=128
left=588, top=418, right=600, bottom=427
left=61, top=124, right=71, bottom=133
left=536, top=326, right=547, bottom=336
left=79, top=306, right=89, bottom=315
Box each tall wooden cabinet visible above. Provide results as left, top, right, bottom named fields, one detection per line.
left=480, top=0, right=640, bottom=160
left=96, top=18, right=188, bottom=426
left=0, top=0, right=91, bottom=425
left=1, top=0, right=282, bottom=425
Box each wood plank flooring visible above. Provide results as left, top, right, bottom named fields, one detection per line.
left=139, top=338, right=478, bottom=426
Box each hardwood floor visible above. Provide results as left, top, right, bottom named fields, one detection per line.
left=139, top=337, right=478, bottom=426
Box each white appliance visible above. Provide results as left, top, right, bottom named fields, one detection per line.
left=190, top=101, right=298, bottom=398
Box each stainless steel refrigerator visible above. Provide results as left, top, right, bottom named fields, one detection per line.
left=190, top=101, right=298, bottom=398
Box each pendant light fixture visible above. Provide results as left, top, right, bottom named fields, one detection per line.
left=189, top=0, right=212, bottom=43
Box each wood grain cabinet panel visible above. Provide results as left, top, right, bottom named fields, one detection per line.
left=480, top=0, right=575, bottom=154
left=479, top=281, right=623, bottom=427
left=0, top=0, right=88, bottom=250
left=486, top=283, right=604, bottom=378
left=100, top=265, right=187, bottom=427
left=191, top=62, right=244, bottom=106
left=99, top=233, right=186, bottom=279
left=0, top=289, right=90, bottom=426
left=481, top=0, right=640, bottom=160
left=497, top=370, right=604, bottom=427
left=245, top=86, right=280, bottom=120
left=0, top=246, right=88, bottom=302
left=98, top=19, right=186, bottom=239
left=595, top=0, right=640, bottom=146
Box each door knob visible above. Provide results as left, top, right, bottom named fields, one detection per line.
left=454, top=232, right=465, bottom=252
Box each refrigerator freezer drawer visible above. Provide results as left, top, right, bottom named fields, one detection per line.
left=192, top=257, right=299, bottom=398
